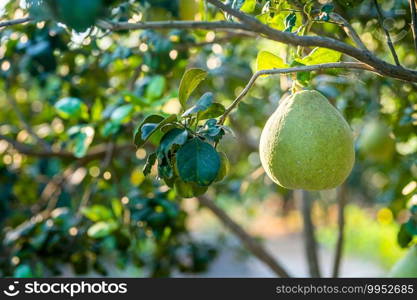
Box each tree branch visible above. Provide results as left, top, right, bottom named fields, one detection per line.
left=0, top=133, right=134, bottom=162
left=206, top=0, right=417, bottom=82
left=373, top=0, right=401, bottom=66
left=332, top=184, right=348, bottom=278
left=97, top=19, right=251, bottom=32
left=197, top=195, right=291, bottom=278
left=409, top=0, right=417, bottom=53
left=329, top=12, right=368, bottom=51
left=218, top=62, right=373, bottom=124
left=0, top=17, right=32, bottom=28
left=296, top=190, right=321, bottom=278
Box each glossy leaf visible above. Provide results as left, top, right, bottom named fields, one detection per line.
left=178, top=68, right=208, bottom=109
left=256, top=51, right=288, bottom=76
left=182, top=92, right=213, bottom=117
left=176, top=138, right=220, bottom=186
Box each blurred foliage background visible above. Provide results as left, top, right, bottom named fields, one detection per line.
left=0, top=0, right=416, bottom=277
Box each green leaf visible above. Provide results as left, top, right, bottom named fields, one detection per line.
left=158, top=128, right=189, bottom=157
left=135, top=114, right=177, bottom=147
left=240, top=0, right=256, bottom=13
left=13, top=264, right=33, bottom=278
left=69, top=125, right=95, bottom=158
left=256, top=11, right=302, bottom=32
left=178, top=68, right=208, bottom=110
left=111, top=199, right=123, bottom=218
left=398, top=224, right=413, bottom=248
left=87, top=221, right=118, bottom=239
left=82, top=205, right=113, bottom=222
left=182, top=92, right=213, bottom=117
left=291, top=61, right=311, bottom=86
left=146, top=75, right=166, bottom=100
left=133, top=114, right=165, bottom=147
left=91, top=99, right=103, bottom=122
left=284, top=12, right=296, bottom=32
left=197, top=103, right=226, bottom=120
left=101, top=121, right=120, bottom=137
left=110, top=104, right=133, bottom=124
left=55, top=97, right=88, bottom=119
left=174, top=179, right=208, bottom=198
left=158, top=156, right=174, bottom=179
left=143, top=152, right=157, bottom=176
left=256, top=51, right=288, bottom=76
left=298, top=47, right=342, bottom=65
left=176, top=138, right=221, bottom=186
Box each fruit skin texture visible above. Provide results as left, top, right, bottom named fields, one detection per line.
left=259, top=90, right=355, bottom=191
left=358, top=119, right=395, bottom=162
left=389, top=246, right=417, bottom=277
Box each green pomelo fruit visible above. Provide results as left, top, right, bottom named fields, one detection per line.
left=358, top=119, right=395, bottom=162
left=389, top=246, right=417, bottom=277
left=259, top=90, right=355, bottom=191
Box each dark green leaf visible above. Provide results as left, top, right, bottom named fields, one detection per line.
left=284, top=12, right=296, bottom=32
left=176, top=138, right=220, bottom=186
left=398, top=224, right=413, bottom=248
left=158, top=128, right=189, bottom=157
left=143, top=152, right=157, bottom=176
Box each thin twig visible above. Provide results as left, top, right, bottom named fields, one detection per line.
left=332, top=184, right=348, bottom=278
left=218, top=62, right=373, bottom=124
left=296, top=190, right=321, bottom=277
left=4, top=7, right=417, bottom=82
left=409, top=0, right=417, bottom=53
left=373, top=0, right=401, bottom=66
left=329, top=12, right=368, bottom=51
left=197, top=195, right=291, bottom=278
left=97, top=19, right=249, bottom=32
left=0, top=133, right=134, bottom=161
left=0, top=17, right=31, bottom=28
